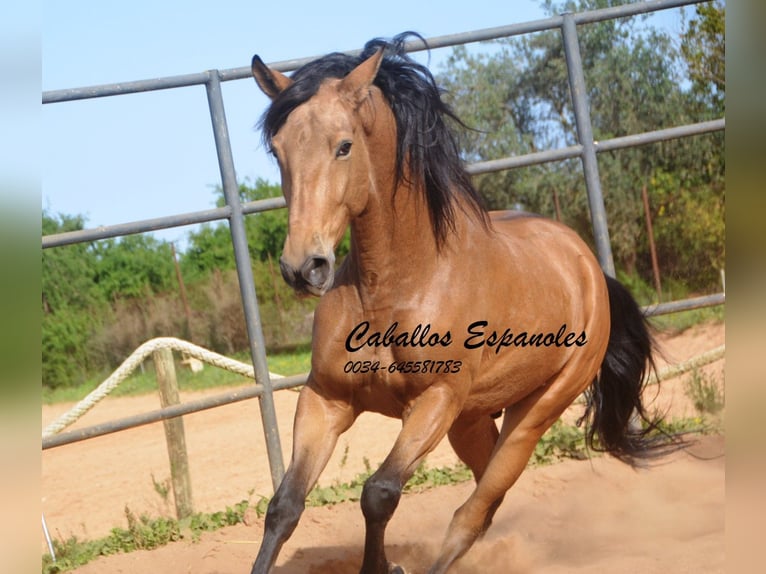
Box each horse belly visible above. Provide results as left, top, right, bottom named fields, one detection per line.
left=460, top=348, right=569, bottom=416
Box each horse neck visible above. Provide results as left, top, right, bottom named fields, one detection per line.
left=350, top=177, right=439, bottom=268
left=347, top=133, right=442, bottom=302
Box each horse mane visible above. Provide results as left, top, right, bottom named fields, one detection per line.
left=258, top=32, right=488, bottom=248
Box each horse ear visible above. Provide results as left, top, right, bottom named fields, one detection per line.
left=251, top=55, right=293, bottom=100
left=339, top=48, right=384, bottom=107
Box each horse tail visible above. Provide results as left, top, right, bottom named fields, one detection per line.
left=581, top=274, right=674, bottom=465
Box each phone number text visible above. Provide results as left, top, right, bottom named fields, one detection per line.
left=343, top=359, right=462, bottom=375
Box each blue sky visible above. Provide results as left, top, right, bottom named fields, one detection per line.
left=42, top=0, right=683, bottom=248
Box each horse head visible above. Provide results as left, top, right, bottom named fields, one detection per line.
left=252, top=50, right=385, bottom=296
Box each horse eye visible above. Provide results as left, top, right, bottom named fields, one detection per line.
left=336, top=141, right=352, bottom=158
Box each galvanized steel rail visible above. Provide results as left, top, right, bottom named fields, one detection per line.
left=42, top=0, right=725, bottom=491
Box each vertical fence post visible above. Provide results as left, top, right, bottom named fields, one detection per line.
left=154, top=348, right=194, bottom=519
left=205, top=70, right=285, bottom=490
left=561, top=12, right=616, bottom=277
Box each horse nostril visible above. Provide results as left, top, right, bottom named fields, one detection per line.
left=279, top=257, right=298, bottom=285
left=301, top=256, right=331, bottom=289
left=280, top=254, right=333, bottom=294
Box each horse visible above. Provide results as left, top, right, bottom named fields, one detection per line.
left=249, top=33, right=666, bottom=574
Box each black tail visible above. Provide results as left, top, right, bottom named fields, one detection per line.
left=581, top=274, right=674, bottom=465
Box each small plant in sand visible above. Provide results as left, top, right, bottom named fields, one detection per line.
left=151, top=473, right=171, bottom=504
left=684, top=368, right=725, bottom=415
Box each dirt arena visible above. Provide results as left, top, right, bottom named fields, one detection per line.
left=42, top=322, right=725, bottom=573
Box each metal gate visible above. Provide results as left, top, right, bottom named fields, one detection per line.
left=42, top=0, right=725, bottom=492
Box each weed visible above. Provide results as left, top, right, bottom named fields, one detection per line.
left=151, top=473, right=171, bottom=504
left=120, top=506, right=182, bottom=551
left=655, top=416, right=711, bottom=436
left=684, top=368, right=725, bottom=415
left=187, top=499, right=253, bottom=541
left=339, top=443, right=349, bottom=469
left=41, top=499, right=262, bottom=573
left=253, top=496, right=270, bottom=518
left=306, top=468, right=372, bottom=507
left=405, top=463, right=473, bottom=492
left=531, top=420, right=588, bottom=466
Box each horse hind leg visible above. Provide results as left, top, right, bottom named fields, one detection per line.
left=447, top=414, right=503, bottom=531
left=429, top=383, right=584, bottom=574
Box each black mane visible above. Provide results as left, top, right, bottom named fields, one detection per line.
left=259, top=32, right=488, bottom=247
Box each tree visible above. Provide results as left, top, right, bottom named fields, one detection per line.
left=438, top=0, right=724, bottom=290
left=237, top=179, right=290, bottom=262
left=92, top=234, right=175, bottom=301
left=42, top=212, right=102, bottom=313
left=180, top=222, right=234, bottom=280
left=182, top=179, right=322, bottom=348
left=647, top=0, right=725, bottom=290
left=680, top=0, right=725, bottom=116
left=43, top=212, right=180, bottom=387
left=42, top=211, right=105, bottom=388
left=183, top=178, right=288, bottom=277
left=183, top=177, right=350, bottom=279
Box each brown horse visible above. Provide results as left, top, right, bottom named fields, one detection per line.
left=249, top=34, right=665, bottom=574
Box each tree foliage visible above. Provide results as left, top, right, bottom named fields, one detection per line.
left=183, top=177, right=349, bottom=279
left=41, top=179, right=315, bottom=389
left=183, top=178, right=288, bottom=279
left=438, top=0, right=725, bottom=291
left=42, top=212, right=105, bottom=388
left=680, top=0, right=725, bottom=115
left=42, top=213, right=102, bottom=314
left=92, top=235, right=175, bottom=301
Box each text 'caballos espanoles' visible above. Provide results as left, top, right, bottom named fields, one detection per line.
left=344, top=320, right=587, bottom=355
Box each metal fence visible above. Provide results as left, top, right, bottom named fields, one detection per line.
left=42, top=0, right=725, bottom=492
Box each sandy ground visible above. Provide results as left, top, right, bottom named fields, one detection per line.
left=41, top=321, right=725, bottom=573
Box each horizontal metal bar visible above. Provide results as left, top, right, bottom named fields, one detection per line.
left=595, top=119, right=725, bottom=153
left=573, top=0, right=704, bottom=24
left=466, top=118, right=724, bottom=174
left=42, top=206, right=231, bottom=248
left=642, top=293, right=725, bottom=317
left=43, top=71, right=213, bottom=104
left=404, top=0, right=706, bottom=54
left=42, top=196, right=287, bottom=248
left=243, top=196, right=287, bottom=214
left=42, top=373, right=308, bottom=450
left=42, top=0, right=706, bottom=102
left=466, top=145, right=583, bottom=174
left=218, top=16, right=573, bottom=80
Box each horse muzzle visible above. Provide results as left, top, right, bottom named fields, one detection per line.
left=279, top=254, right=335, bottom=296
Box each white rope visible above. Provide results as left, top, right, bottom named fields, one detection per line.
left=649, top=344, right=725, bottom=385
left=572, top=344, right=724, bottom=407
left=43, top=337, right=283, bottom=439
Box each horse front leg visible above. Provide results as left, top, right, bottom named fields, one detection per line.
left=360, top=384, right=463, bottom=574
left=251, top=380, right=355, bottom=574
